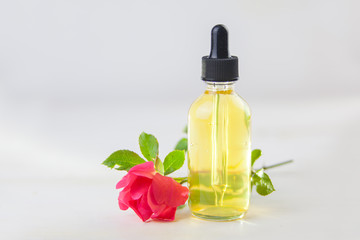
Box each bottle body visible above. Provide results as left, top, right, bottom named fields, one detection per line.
left=188, top=82, right=251, bottom=220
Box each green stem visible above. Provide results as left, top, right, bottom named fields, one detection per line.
left=173, top=177, right=187, bottom=184
left=180, top=179, right=188, bottom=184
left=256, top=160, right=294, bottom=171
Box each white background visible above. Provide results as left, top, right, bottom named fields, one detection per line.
left=0, top=0, right=359, bottom=239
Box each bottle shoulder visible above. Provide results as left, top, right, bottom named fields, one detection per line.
left=234, top=92, right=251, bottom=115
left=190, top=91, right=250, bottom=112
left=189, top=93, right=206, bottom=108
left=188, top=91, right=251, bottom=122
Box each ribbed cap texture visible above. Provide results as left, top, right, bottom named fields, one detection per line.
left=201, top=56, right=238, bottom=82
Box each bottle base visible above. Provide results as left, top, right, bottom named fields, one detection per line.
left=191, top=207, right=247, bottom=221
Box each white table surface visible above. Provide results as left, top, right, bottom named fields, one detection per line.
left=1, top=96, right=359, bottom=240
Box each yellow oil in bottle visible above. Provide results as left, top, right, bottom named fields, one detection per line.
left=188, top=83, right=251, bottom=220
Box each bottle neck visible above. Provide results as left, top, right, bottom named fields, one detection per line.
left=205, top=81, right=236, bottom=94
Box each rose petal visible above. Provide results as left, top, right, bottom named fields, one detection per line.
left=149, top=173, right=189, bottom=207
left=128, top=162, right=156, bottom=179
left=117, top=162, right=155, bottom=190
left=130, top=177, right=152, bottom=200
left=151, top=207, right=177, bottom=221
left=118, top=187, right=131, bottom=210
left=128, top=195, right=153, bottom=222
left=147, top=186, right=164, bottom=213
left=137, top=195, right=153, bottom=221
left=116, top=174, right=131, bottom=189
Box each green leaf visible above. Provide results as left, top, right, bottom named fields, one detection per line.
left=175, top=138, right=188, bottom=151
left=251, top=149, right=262, bottom=167
left=252, top=169, right=275, bottom=196
left=163, top=150, right=185, bottom=175
left=139, top=132, right=159, bottom=162
left=183, top=125, right=188, bottom=134
left=102, top=150, right=146, bottom=171
left=155, top=157, right=164, bottom=175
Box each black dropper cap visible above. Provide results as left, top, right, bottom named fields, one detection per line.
left=201, top=25, right=238, bottom=82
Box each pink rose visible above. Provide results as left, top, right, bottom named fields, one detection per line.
left=116, top=161, right=189, bottom=222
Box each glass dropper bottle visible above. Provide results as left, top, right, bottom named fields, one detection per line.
left=188, top=24, right=251, bottom=221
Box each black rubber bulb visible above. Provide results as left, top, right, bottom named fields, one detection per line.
left=209, top=25, right=229, bottom=59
